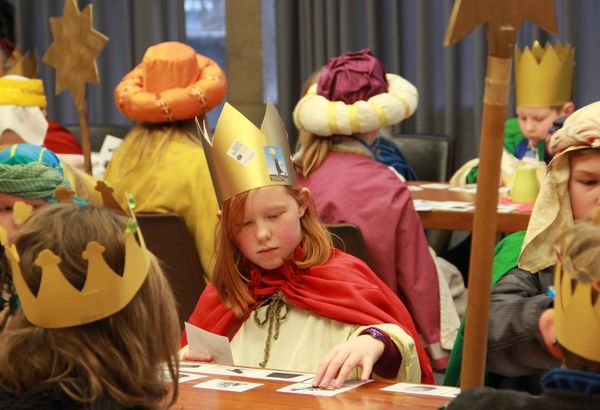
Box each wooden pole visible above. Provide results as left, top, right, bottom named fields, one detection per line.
left=78, top=96, right=93, bottom=175
left=460, top=27, right=514, bottom=388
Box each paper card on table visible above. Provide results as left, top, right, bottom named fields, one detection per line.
left=177, top=372, right=207, bottom=383
left=193, top=378, right=262, bottom=392
left=497, top=203, right=520, bottom=213
left=176, top=361, right=218, bottom=374
left=277, top=378, right=371, bottom=397
left=199, top=364, right=261, bottom=377
left=184, top=322, right=234, bottom=365
left=161, top=369, right=206, bottom=383
left=412, top=199, right=436, bottom=211
left=419, top=183, right=451, bottom=190
left=98, top=135, right=123, bottom=165
left=381, top=382, right=460, bottom=397
left=448, top=186, right=477, bottom=194
left=245, top=369, right=315, bottom=382
left=434, top=201, right=474, bottom=211
left=407, top=184, right=424, bottom=192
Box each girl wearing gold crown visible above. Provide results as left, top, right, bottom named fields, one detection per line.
left=445, top=101, right=600, bottom=392
left=105, top=41, right=227, bottom=278
left=442, top=221, right=600, bottom=409
left=292, top=49, right=452, bottom=370
left=183, top=102, right=434, bottom=386
left=0, top=204, right=180, bottom=408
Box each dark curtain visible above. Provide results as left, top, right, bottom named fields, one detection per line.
left=13, top=0, right=185, bottom=127
left=275, top=0, right=600, bottom=170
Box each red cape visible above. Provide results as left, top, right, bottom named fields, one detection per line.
left=44, top=120, right=82, bottom=154
left=185, top=249, right=433, bottom=384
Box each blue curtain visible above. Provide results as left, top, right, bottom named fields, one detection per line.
left=13, top=0, right=185, bottom=127
left=275, top=0, right=600, bottom=169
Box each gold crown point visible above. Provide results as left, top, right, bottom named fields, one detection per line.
left=35, top=249, right=62, bottom=269
left=13, top=201, right=33, bottom=224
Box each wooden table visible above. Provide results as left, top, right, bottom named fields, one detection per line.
left=408, top=182, right=531, bottom=232
left=172, top=372, right=452, bottom=409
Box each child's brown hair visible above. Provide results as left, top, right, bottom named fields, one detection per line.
left=212, top=186, right=332, bottom=317
left=0, top=204, right=180, bottom=407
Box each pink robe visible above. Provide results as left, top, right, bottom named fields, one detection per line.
left=296, top=151, right=442, bottom=366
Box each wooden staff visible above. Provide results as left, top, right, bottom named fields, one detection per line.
left=444, top=0, right=557, bottom=388
left=43, top=0, right=108, bottom=176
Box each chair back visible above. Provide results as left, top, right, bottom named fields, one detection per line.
left=383, top=132, right=455, bottom=182
left=326, top=223, right=373, bottom=269
left=137, top=213, right=206, bottom=329
left=64, top=124, right=130, bottom=151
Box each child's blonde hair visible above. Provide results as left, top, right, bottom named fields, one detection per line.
left=213, top=186, right=332, bottom=317
left=0, top=204, right=180, bottom=407
left=112, top=118, right=204, bottom=178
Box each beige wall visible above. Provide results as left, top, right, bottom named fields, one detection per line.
left=225, top=0, right=264, bottom=124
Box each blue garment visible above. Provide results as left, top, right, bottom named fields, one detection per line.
left=542, top=368, right=600, bottom=396
left=366, top=135, right=418, bottom=181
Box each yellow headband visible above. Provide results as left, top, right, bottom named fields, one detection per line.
left=0, top=77, right=47, bottom=107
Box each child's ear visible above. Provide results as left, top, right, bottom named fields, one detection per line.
left=539, top=308, right=563, bottom=360
left=562, top=102, right=575, bottom=116
left=298, top=187, right=311, bottom=217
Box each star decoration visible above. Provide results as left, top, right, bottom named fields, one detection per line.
left=445, top=0, right=557, bottom=47
left=43, top=0, right=108, bottom=110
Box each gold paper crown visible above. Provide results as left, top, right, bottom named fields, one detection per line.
left=0, top=194, right=150, bottom=329
left=0, top=47, right=39, bottom=78
left=514, top=41, right=574, bottom=107
left=198, top=102, right=296, bottom=205
left=553, top=218, right=600, bottom=363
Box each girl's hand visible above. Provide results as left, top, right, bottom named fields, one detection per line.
left=184, top=351, right=215, bottom=362
left=312, top=335, right=385, bottom=389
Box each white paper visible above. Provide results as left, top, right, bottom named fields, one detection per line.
left=193, top=378, right=262, bottom=392
left=381, top=382, right=461, bottom=397
left=277, top=378, right=370, bottom=397
left=184, top=322, right=234, bottom=365
left=419, top=183, right=451, bottom=190
left=176, top=361, right=218, bottom=374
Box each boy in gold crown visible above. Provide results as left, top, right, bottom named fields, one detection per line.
left=450, top=41, right=575, bottom=186
left=442, top=221, right=600, bottom=410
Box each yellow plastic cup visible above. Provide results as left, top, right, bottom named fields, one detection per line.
left=510, top=164, right=540, bottom=203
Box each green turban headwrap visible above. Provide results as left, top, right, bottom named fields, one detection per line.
left=0, top=144, right=71, bottom=201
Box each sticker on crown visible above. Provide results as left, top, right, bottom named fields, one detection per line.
left=264, top=146, right=289, bottom=182
left=227, top=141, right=256, bottom=166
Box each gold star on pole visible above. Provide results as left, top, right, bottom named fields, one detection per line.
left=443, top=0, right=557, bottom=390
left=445, top=0, right=557, bottom=49
left=43, top=0, right=108, bottom=110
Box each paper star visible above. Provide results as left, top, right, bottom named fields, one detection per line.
left=43, top=0, right=108, bottom=110
left=445, top=0, right=557, bottom=47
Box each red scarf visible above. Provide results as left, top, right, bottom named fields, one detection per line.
left=184, top=248, right=433, bottom=383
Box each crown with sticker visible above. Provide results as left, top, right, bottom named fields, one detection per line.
left=514, top=41, right=574, bottom=107
left=198, top=101, right=295, bottom=205
left=0, top=191, right=150, bottom=329
left=553, top=211, right=600, bottom=363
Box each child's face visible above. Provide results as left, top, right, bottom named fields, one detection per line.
left=568, top=151, right=600, bottom=221
left=0, top=193, right=46, bottom=241
left=516, top=106, right=562, bottom=145
left=235, top=186, right=308, bottom=270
